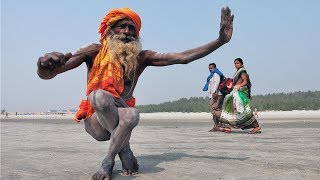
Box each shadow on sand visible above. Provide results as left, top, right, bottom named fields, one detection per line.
left=112, top=152, right=249, bottom=179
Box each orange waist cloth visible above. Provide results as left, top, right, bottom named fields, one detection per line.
left=74, top=97, right=136, bottom=122
left=125, top=97, right=136, bottom=107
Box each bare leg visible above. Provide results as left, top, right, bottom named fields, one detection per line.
left=87, top=90, right=139, bottom=180
left=84, top=114, right=111, bottom=142
left=118, top=143, right=139, bottom=175
left=84, top=113, right=139, bottom=175
left=84, top=113, right=139, bottom=176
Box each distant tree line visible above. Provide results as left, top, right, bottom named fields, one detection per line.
left=136, top=91, right=320, bottom=113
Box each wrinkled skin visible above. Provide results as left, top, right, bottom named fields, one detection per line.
left=37, top=7, right=233, bottom=179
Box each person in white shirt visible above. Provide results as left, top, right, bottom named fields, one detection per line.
left=203, top=63, right=225, bottom=132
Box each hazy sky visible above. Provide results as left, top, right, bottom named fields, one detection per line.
left=1, top=0, right=320, bottom=112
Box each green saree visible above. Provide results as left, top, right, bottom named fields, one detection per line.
left=220, top=68, right=258, bottom=129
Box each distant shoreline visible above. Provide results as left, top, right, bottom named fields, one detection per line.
left=1, top=110, right=319, bottom=120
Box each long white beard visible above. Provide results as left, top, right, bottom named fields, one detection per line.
left=107, top=34, right=142, bottom=79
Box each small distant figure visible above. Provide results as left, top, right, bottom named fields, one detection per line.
left=5, top=112, right=9, bottom=118
left=254, top=108, right=259, bottom=118
left=16, top=112, right=18, bottom=116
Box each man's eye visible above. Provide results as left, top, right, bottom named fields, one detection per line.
left=129, top=25, right=136, bottom=31
left=117, top=24, right=136, bottom=32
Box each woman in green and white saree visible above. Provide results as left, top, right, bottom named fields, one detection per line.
left=220, top=58, right=261, bottom=134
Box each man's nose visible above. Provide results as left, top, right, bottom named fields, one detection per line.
left=122, top=26, right=130, bottom=34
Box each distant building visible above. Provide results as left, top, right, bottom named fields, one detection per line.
left=47, top=109, right=77, bottom=115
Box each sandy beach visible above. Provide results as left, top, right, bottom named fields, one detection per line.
left=1, top=111, right=320, bottom=179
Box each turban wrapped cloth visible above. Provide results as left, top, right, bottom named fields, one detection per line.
left=98, top=7, right=142, bottom=39
left=74, top=8, right=140, bottom=122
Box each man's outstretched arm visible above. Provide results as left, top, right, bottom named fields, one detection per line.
left=37, top=44, right=100, bottom=79
left=143, top=7, right=234, bottom=66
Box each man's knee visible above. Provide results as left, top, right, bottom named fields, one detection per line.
left=85, top=126, right=111, bottom=141
left=86, top=129, right=110, bottom=141
left=88, top=90, right=115, bottom=111
left=119, top=108, right=139, bottom=130
left=84, top=115, right=111, bottom=141
left=95, top=135, right=110, bottom=142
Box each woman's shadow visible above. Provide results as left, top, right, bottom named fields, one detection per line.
left=112, top=152, right=249, bottom=179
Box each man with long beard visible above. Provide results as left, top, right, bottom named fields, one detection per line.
left=37, top=7, right=234, bottom=180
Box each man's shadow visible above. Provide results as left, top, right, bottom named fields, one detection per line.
left=112, top=152, right=249, bottom=179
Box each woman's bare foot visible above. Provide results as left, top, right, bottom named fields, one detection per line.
left=249, top=127, right=261, bottom=134
left=222, top=127, right=231, bottom=133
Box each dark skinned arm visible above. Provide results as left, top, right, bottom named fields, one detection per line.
left=143, top=7, right=234, bottom=66
left=235, top=72, right=248, bottom=90
left=37, top=43, right=100, bottom=79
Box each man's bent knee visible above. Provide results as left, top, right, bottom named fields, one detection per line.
left=84, top=115, right=111, bottom=141
left=119, top=108, right=139, bottom=130
left=94, top=135, right=110, bottom=142
left=85, top=126, right=110, bottom=141
left=88, top=90, right=115, bottom=111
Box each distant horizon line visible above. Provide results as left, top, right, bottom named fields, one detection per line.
left=1, top=90, right=319, bottom=113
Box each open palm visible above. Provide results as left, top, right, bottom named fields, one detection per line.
left=219, top=7, right=234, bottom=43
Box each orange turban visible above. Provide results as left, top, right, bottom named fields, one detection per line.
left=98, top=7, right=142, bottom=39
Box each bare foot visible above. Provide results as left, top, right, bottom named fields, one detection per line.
left=92, top=159, right=114, bottom=180
left=209, top=126, right=222, bottom=132
left=222, top=127, right=231, bottom=133
left=118, top=145, right=139, bottom=175
left=249, top=127, right=261, bottom=134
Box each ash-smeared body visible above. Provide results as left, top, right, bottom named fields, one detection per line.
left=37, top=7, right=234, bottom=180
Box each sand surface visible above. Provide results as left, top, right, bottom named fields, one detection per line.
left=1, top=111, right=320, bottom=179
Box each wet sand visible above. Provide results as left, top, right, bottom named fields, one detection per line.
left=1, top=112, right=320, bottom=179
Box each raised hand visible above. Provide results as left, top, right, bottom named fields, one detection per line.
left=38, top=52, right=72, bottom=70
left=37, top=51, right=72, bottom=79
left=219, top=7, right=234, bottom=44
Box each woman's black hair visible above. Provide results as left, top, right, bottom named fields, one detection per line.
left=234, top=58, right=243, bottom=65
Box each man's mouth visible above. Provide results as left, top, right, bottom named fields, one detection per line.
left=122, top=37, right=132, bottom=43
